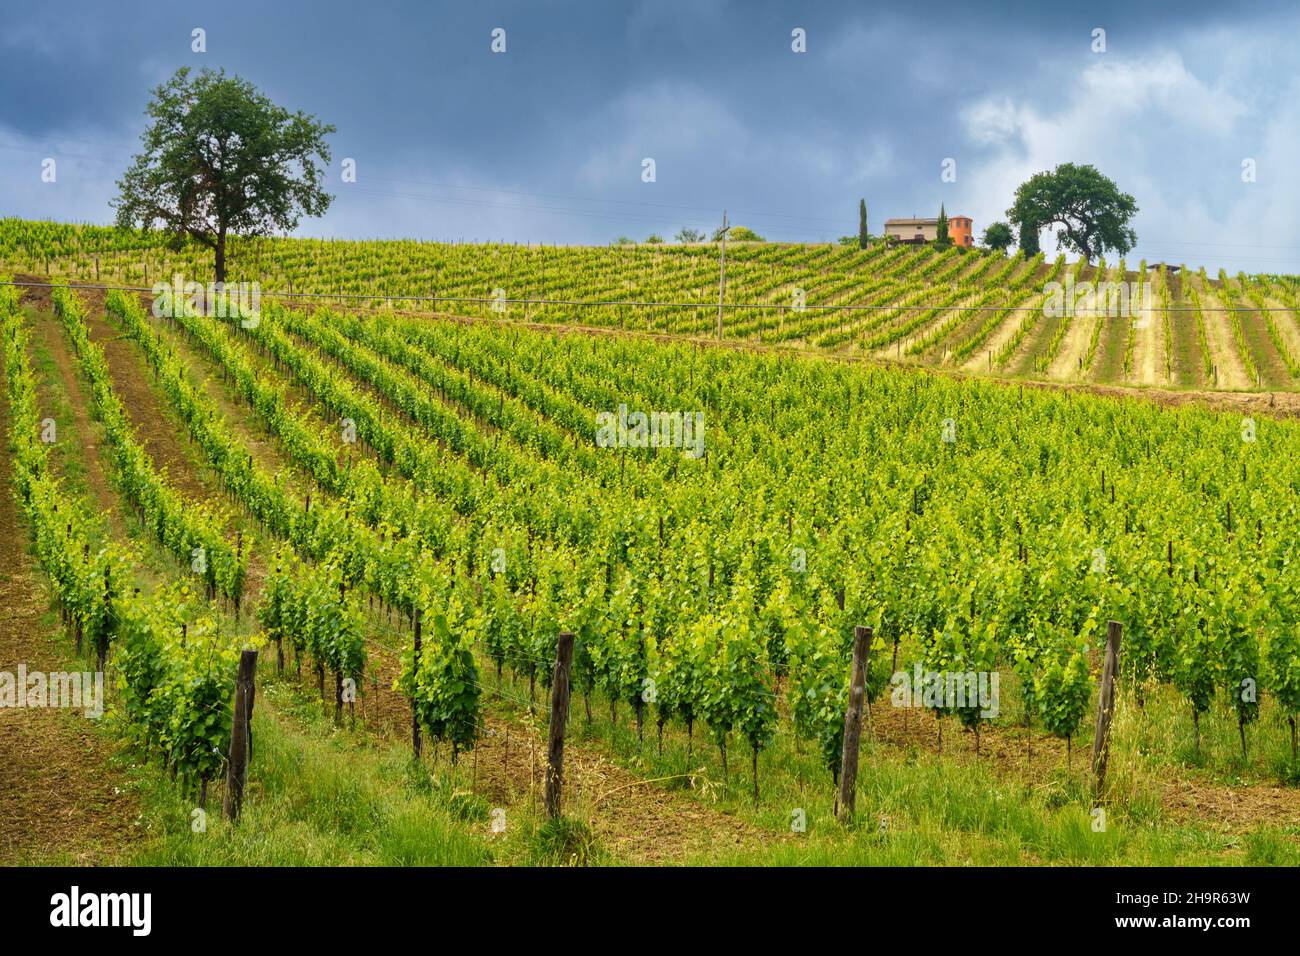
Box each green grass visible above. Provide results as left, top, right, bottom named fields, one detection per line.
left=20, top=623, right=1300, bottom=867
left=120, top=677, right=493, bottom=866
left=479, top=662, right=1300, bottom=866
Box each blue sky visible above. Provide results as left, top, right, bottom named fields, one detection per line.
left=2, top=0, right=1298, bottom=273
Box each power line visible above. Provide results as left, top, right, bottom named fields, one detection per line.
left=4, top=278, right=1293, bottom=314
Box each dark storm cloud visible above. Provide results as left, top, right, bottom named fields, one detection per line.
left=1, top=0, right=1298, bottom=270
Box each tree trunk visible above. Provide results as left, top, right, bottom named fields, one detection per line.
left=214, top=230, right=227, bottom=285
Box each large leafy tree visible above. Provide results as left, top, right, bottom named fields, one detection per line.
left=981, top=221, right=1015, bottom=254
left=1006, top=163, right=1137, bottom=262
left=113, top=67, right=334, bottom=283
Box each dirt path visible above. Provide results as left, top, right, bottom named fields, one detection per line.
left=962, top=305, right=1028, bottom=373
left=84, top=303, right=211, bottom=504
left=1087, top=279, right=1134, bottom=384
left=1192, top=278, right=1252, bottom=390
left=1047, top=310, right=1098, bottom=381
left=27, top=311, right=126, bottom=539
left=1003, top=310, right=1058, bottom=377
left=1165, top=273, right=1199, bottom=388
left=1161, top=779, right=1300, bottom=834
left=81, top=302, right=270, bottom=600
left=1259, top=291, right=1300, bottom=380
left=0, top=321, right=137, bottom=865
left=1135, top=279, right=1161, bottom=386
left=466, top=704, right=783, bottom=864
left=1231, top=283, right=1294, bottom=390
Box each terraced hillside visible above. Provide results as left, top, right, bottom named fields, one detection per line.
left=3, top=219, right=1299, bottom=393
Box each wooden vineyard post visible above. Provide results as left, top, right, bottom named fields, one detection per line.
left=716, top=211, right=729, bottom=339
left=234, top=532, right=243, bottom=621
left=223, top=648, right=258, bottom=822
left=1091, top=621, right=1123, bottom=798
left=544, top=631, right=576, bottom=820
left=412, top=609, right=423, bottom=760
left=837, top=625, right=872, bottom=822
left=97, top=567, right=111, bottom=673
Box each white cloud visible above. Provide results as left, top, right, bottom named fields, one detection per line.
left=961, top=98, right=1023, bottom=147
left=1077, top=54, right=1246, bottom=136
left=957, top=48, right=1299, bottom=271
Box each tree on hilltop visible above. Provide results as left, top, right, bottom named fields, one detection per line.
left=1007, top=163, right=1137, bottom=263
left=982, top=221, right=1015, bottom=254
left=113, top=66, right=334, bottom=283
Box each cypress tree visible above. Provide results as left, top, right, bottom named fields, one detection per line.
left=933, top=204, right=952, bottom=250
left=858, top=199, right=868, bottom=249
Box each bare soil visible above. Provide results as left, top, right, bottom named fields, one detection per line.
left=0, top=316, right=137, bottom=865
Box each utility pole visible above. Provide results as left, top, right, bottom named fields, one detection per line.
left=716, top=209, right=730, bottom=340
